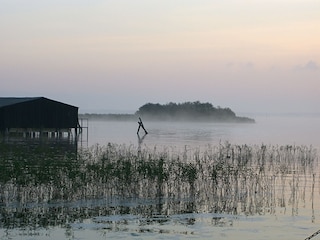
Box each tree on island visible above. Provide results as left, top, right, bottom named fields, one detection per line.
left=79, top=101, right=254, bottom=123
left=135, top=101, right=254, bottom=122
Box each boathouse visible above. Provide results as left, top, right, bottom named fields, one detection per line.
left=0, top=97, right=80, bottom=137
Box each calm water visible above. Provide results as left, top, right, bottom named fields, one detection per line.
left=87, top=114, right=320, bottom=149
left=1, top=114, right=320, bottom=240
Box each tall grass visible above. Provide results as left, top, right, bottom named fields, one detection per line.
left=0, top=142, right=319, bottom=227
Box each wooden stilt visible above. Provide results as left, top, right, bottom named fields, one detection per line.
left=137, top=117, right=148, bottom=134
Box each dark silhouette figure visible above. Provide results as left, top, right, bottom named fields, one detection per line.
left=137, top=117, right=148, bottom=134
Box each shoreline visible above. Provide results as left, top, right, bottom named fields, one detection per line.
left=78, top=113, right=255, bottom=123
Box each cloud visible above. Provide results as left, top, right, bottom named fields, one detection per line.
left=224, top=61, right=255, bottom=70
left=244, top=62, right=255, bottom=69
left=304, top=61, right=319, bottom=71
left=295, top=60, right=319, bottom=71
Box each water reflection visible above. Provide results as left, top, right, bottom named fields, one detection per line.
left=137, top=132, right=147, bottom=154
left=0, top=141, right=319, bottom=236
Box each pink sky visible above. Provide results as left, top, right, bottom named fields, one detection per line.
left=1, top=0, right=319, bottom=114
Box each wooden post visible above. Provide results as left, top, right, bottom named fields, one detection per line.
left=137, top=117, right=148, bottom=134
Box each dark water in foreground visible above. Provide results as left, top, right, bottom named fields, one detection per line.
left=1, top=115, right=320, bottom=239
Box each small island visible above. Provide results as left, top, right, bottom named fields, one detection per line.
left=80, top=101, right=255, bottom=123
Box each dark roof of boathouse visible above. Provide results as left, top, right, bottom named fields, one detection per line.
left=0, top=97, right=79, bottom=130
left=0, top=97, right=40, bottom=108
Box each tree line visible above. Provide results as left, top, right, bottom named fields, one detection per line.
left=135, top=101, right=254, bottom=122
left=79, top=101, right=255, bottom=123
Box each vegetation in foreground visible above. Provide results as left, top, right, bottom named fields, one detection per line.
left=0, top=142, right=318, bottom=229
left=79, top=101, right=255, bottom=123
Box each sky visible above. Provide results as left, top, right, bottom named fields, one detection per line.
left=1, top=0, right=319, bottom=114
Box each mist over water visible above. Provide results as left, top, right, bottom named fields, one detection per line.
left=87, top=114, right=320, bottom=150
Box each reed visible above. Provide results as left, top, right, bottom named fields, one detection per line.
left=0, top=142, right=318, bottom=228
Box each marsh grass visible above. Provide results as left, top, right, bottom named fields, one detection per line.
left=0, top=142, right=319, bottom=228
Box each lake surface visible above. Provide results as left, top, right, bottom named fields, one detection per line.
left=87, top=114, right=320, bottom=149
left=1, top=114, right=320, bottom=240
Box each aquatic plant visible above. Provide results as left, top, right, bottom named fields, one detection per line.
left=0, top=141, right=318, bottom=228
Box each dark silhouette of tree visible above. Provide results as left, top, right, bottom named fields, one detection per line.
left=79, top=101, right=254, bottom=123
left=135, top=101, right=252, bottom=122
